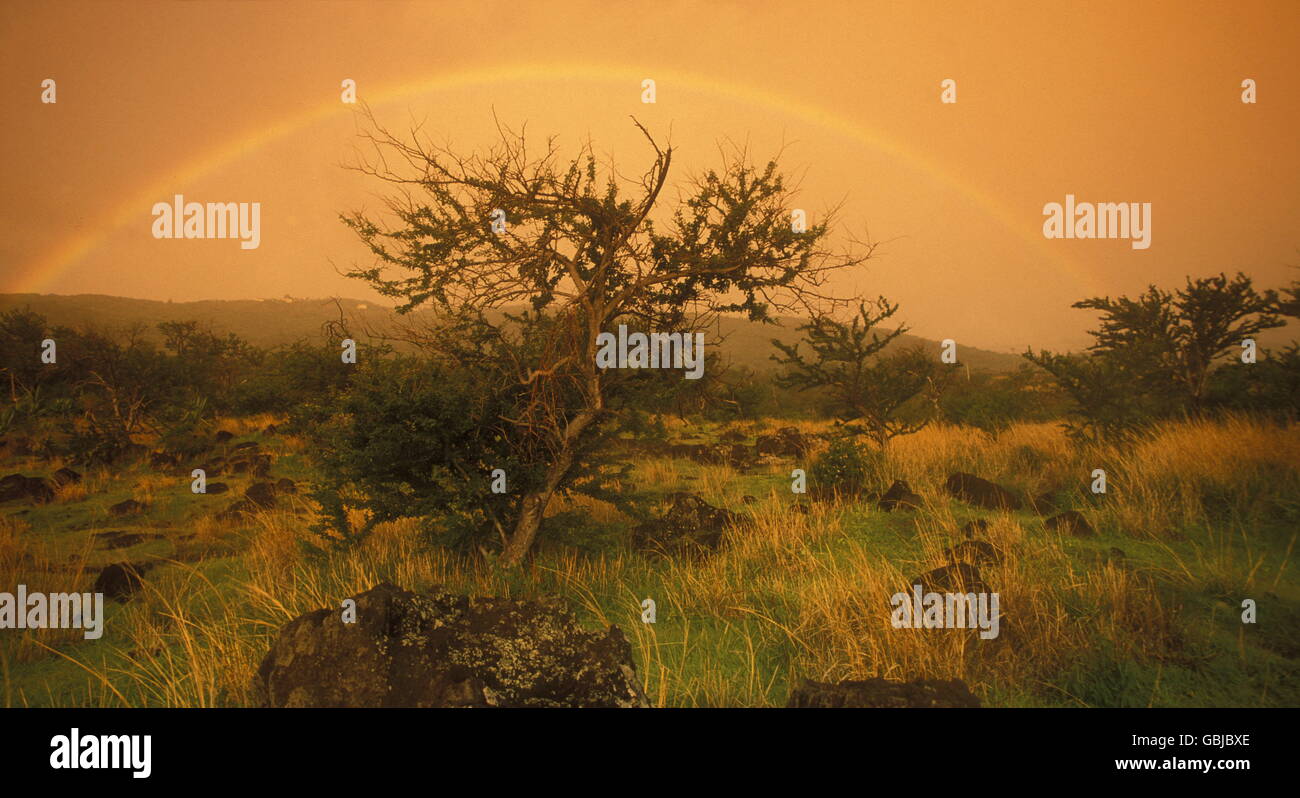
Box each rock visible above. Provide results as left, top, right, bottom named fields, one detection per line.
left=907, top=562, right=988, bottom=593
left=275, top=478, right=297, bottom=494
left=878, top=479, right=923, bottom=512
left=959, top=519, right=989, bottom=539
left=0, top=473, right=54, bottom=504
left=51, top=467, right=82, bottom=487
left=108, top=499, right=147, bottom=517
left=233, top=441, right=259, bottom=452
left=254, top=582, right=649, bottom=708
left=204, top=482, right=230, bottom=495
left=755, top=427, right=810, bottom=459
left=262, top=424, right=278, bottom=435
left=786, top=677, right=980, bottom=708
left=93, top=561, right=154, bottom=601
left=944, top=472, right=1022, bottom=511
left=741, top=495, right=757, bottom=505
left=1045, top=510, right=1094, bottom=538
left=718, top=428, right=747, bottom=443
left=214, top=431, right=235, bottom=444
left=943, top=540, right=1004, bottom=566
left=791, top=502, right=810, bottom=515
left=244, top=481, right=279, bottom=509
left=632, top=492, right=744, bottom=556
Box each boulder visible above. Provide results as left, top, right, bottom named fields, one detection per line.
left=944, top=472, right=1021, bottom=511
left=244, top=481, right=280, bottom=509
left=108, top=498, right=147, bottom=517
left=755, top=427, right=810, bottom=458
left=93, top=561, right=154, bottom=601
left=878, top=479, right=923, bottom=512
left=1045, top=510, right=1095, bottom=538
left=51, top=467, right=82, bottom=487
left=787, top=677, right=980, bottom=708
left=632, top=492, right=744, bottom=556
left=254, top=582, right=648, bottom=708
left=0, top=473, right=54, bottom=504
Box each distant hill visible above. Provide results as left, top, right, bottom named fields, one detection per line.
left=0, top=293, right=1029, bottom=373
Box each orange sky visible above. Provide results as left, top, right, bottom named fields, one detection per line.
left=2, top=0, right=1297, bottom=351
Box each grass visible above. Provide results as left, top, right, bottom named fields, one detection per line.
left=1, top=416, right=1296, bottom=707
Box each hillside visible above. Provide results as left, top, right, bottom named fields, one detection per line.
left=0, top=292, right=1031, bottom=372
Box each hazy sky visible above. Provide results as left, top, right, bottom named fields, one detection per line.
left=2, top=0, right=1297, bottom=351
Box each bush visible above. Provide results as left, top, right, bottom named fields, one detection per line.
left=808, top=435, right=878, bottom=498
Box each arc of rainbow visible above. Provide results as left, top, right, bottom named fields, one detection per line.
left=11, top=62, right=1089, bottom=294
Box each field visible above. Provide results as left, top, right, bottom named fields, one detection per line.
left=3, top=414, right=1296, bottom=708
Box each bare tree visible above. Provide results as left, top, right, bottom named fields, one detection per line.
left=341, top=107, right=873, bottom=565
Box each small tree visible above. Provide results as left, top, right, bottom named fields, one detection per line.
left=340, top=109, right=872, bottom=565
left=771, top=298, right=949, bottom=447
left=1071, top=272, right=1281, bottom=413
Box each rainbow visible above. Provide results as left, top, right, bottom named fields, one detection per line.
left=10, top=62, right=1090, bottom=295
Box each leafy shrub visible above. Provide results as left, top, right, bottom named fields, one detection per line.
left=808, top=435, right=878, bottom=498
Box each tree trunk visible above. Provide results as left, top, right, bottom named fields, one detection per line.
left=499, top=408, right=600, bottom=567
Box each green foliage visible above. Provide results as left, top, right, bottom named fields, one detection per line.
left=808, top=434, right=878, bottom=497
left=303, top=355, right=525, bottom=550
left=773, top=300, right=951, bottom=446
left=940, top=365, right=1071, bottom=434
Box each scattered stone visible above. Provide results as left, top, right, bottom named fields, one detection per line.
left=93, top=561, right=154, bottom=601
left=254, top=582, right=649, bottom=708
left=274, top=477, right=297, bottom=494
left=244, top=481, right=280, bottom=509
left=907, top=562, right=988, bottom=593
left=1045, top=510, right=1094, bottom=538
left=632, top=492, right=744, bottom=556
left=787, top=677, right=980, bottom=708
left=0, top=473, right=54, bottom=504
left=233, top=441, right=259, bottom=452
left=944, top=472, right=1022, bottom=511
left=878, top=479, right=924, bottom=512
left=959, top=519, right=989, bottom=539
left=204, top=482, right=230, bottom=495
left=755, top=427, right=810, bottom=459
left=51, top=467, right=83, bottom=487
left=791, top=502, right=810, bottom=515
left=718, top=428, right=747, bottom=443
left=108, top=499, right=147, bottom=517
left=741, top=495, right=757, bottom=505
left=262, top=424, right=278, bottom=435
left=214, top=431, right=235, bottom=443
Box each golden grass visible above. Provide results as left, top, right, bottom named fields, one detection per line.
left=10, top=415, right=1296, bottom=707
